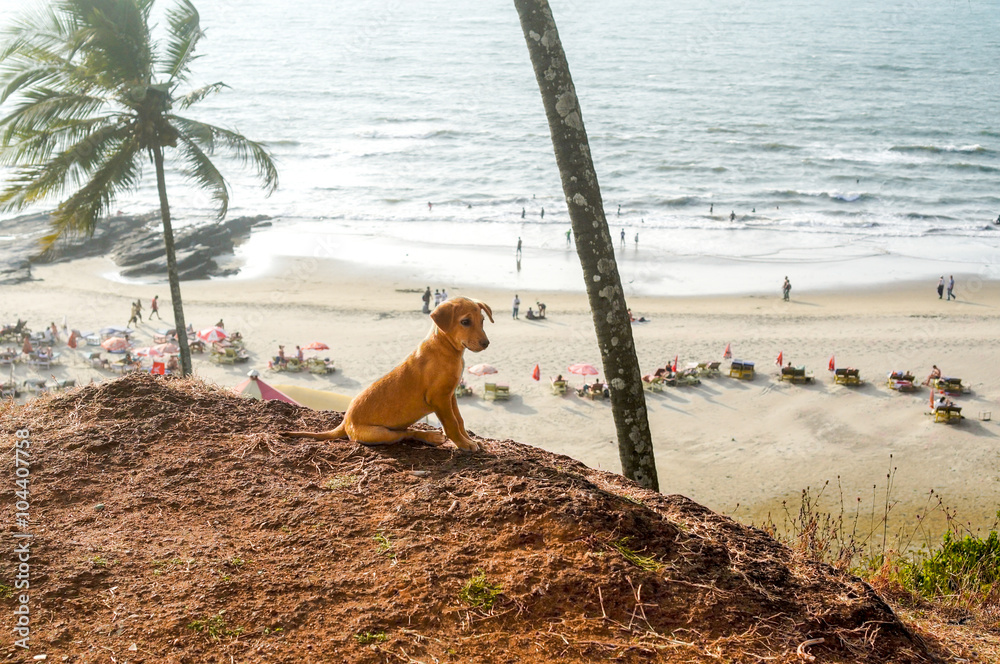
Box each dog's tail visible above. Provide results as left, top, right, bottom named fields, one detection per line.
left=280, top=423, right=347, bottom=440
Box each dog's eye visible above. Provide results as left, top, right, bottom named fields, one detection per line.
left=460, top=319, right=471, bottom=327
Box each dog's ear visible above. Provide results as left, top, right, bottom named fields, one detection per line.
left=430, top=299, right=456, bottom=332
left=477, top=300, right=494, bottom=324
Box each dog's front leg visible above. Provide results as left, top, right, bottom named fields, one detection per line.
left=433, top=395, right=480, bottom=451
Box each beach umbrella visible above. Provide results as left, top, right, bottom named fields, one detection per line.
left=531, top=364, right=540, bottom=381
left=467, top=363, right=498, bottom=376
left=154, top=342, right=180, bottom=354
left=723, top=343, right=732, bottom=359
left=828, top=355, right=836, bottom=372
left=775, top=351, right=784, bottom=366
left=101, top=336, right=130, bottom=352
left=198, top=326, right=227, bottom=343
left=567, top=363, right=599, bottom=376
left=134, top=346, right=163, bottom=358
left=234, top=370, right=303, bottom=406
left=302, top=342, right=329, bottom=351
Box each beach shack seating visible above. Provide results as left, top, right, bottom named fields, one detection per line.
left=23, top=378, right=47, bottom=394
left=780, top=365, right=814, bottom=383
left=702, top=361, right=722, bottom=377
left=932, top=376, right=968, bottom=395
left=729, top=359, right=755, bottom=380
left=455, top=380, right=474, bottom=398
left=484, top=383, right=510, bottom=401
left=551, top=377, right=568, bottom=395
left=0, top=381, right=19, bottom=398
left=833, top=367, right=862, bottom=386
left=886, top=370, right=917, bottom=391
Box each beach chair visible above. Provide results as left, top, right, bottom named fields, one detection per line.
left=455, top=381, right=474, bottom=398
left=23, top=378, right=47, bottom=394
left=729, top=360, right=755, bottom=380
left=933, top=377, right=968, bottom=395
left=0, top=381, right=19, bottom=398
left=642, top=376, right=664, bottom=392
left=306, top=357, right=334, bottom=374
left=780, top=366, right=814, bottom=384
left=933, top=404, right=963, bottom=423
left=886, top=370, right=917, bottom=392
left=703, top=361, right=722, bottom=377
left=551, top=378, right=568, bottom=395
left=675, top=368, right=701, bottom=387
left=484, top=383, right=510, bottom=401
left=52, top=378, right=76, bottom=392
left=833, top=367, right=862, bottom=386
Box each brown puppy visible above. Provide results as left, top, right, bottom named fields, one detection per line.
left=283, top=297, right=493, bottom=450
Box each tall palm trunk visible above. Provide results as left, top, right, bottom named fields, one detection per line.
left=152, top=144, right=192, bottom=376
left=513, top=0, right=659, bottom=490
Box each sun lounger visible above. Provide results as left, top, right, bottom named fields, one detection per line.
left=933, top=404, right=963, bottom=423
left=455, top=382, right=474, bottom=398
left=484, top=382, right=510, bottom=401
left=551, top=378, right=568, bottom=395
left=0, top=381, right=19, bottom=398
left=23, top=378, right=47, bottom=394
left=702, top=361, right=722, bottom=377
left=675, top=369, right=701, bottom=387
left=729, top=359, right=755, bottom=380
left=306, top=357, right=334, bottom=374
left=780, top=366, right=814, bottom=383
left=642, top=376, right=664, bottom=392
left=833, top=367, right=862, bottom=386
left=932, top=377, right=969, bottom=395
left=886, top=371, right=918, bottom=391
left=52, top=378, right=76, bottom=392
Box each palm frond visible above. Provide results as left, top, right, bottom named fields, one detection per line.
left=38, top=132, right=143, bottom=252
left=1, top=88, right=107, bottom=142
left=172, top=115, right=279, bottom=195
left=176, top=131, right=229, bottom=219
left=160, top=0, right=203, bottom=86
left=176, top=81, right=227, bottom=111
left=67, top=0, right=154, bottom=89
left=0, top=119, right=133, bottom=213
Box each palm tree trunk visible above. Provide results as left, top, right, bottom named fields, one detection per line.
left=152, top=143, right=193, bottom=376
left=513, top=0, right=659, bottom=491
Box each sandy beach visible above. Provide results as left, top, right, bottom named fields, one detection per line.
left=3, top=256, right=998, bottom=540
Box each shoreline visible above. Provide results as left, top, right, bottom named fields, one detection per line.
left=3, top=255, right=999, bottom=539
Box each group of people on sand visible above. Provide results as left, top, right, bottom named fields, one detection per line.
left=127, top=295, right=162, bottom=327
left=421, top=287, right=450, bottom=314
left=936, top=276, right=956, bottom=301
left=511, top=295, right=546, bottom=320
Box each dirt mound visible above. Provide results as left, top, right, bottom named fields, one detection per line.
left=0, top=374, right=933, bottom=663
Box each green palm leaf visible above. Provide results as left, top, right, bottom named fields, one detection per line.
left=161, top=0, right=203, bottom=86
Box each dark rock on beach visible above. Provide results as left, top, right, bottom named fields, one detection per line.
left=0, top=211, right=271, bottom=284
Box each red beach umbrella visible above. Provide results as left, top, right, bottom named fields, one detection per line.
left=302, top=342, right=329, bottom=351
left=101, top=336, right=130, bottom=352
left=197, top=326, right=227, bottom=343
left=567, top=363, right=599, bottom=376
left=467, top=363, right=498, bottom=376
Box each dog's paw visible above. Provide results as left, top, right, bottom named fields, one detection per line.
left=422, top=430, right=447, bottom=446
left=455, top=437, right=481, bottom=452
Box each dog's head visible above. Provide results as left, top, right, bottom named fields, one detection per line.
left=430, top=297, right=493, bottom=352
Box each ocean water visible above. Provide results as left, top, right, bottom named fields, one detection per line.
left=1, top=0, right=999, bottom=294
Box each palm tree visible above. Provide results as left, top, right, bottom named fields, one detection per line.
left=0, top=0, right=278, bottom=376
left=513, top=0, right=659, bottom=490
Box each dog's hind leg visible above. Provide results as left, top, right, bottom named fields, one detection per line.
left=281, top=423, right=348, bottom=440
left=348, top=424, right=446, bottom=447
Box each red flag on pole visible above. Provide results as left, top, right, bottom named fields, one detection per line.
left=723, top=343, right=732, bottom=359
left=775, top=351, right=783, bottom=366
left=671, top=355, right=678, bottom=372
left=828, top=355, right=836, bottom=372
left=531, top=364, right=540, bottom=381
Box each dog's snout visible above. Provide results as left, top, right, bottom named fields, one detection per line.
left=481, top=338, right=490, bottom=349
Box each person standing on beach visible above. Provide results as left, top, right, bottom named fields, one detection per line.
left=730, top=210, right=736, bottom=222
left=617, top=204, right=621, bottom=216
left=782, top=276, right=791, bottom=301
left=521, top=207, right=525, bottom=219
left=441, top=288, right=448, bottom=302
left=634, top=232, right=639, bottom=246
left=566, top=228, right=572, bottom=244
left=427, top=202, right=433, bottom=211
left=947, top=275, right=955, bottom=301
left=620, top=228, right=626, bottom=247
left=937, top=276, right=945, bottom=299
left=127, top=302, right=139, bottom=328
left=512, top=294, right=520, bottom=320
left=421, top=287, right=431, bottom=314
left=516, top=237, right=522, bottom=260
left=710, top=204, right=713, bottom=214
left=149, top=295, right=161, bottom=320
left=540, top=207, right=545, bottom=218
left=434, top=289, right=442, bottom=308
